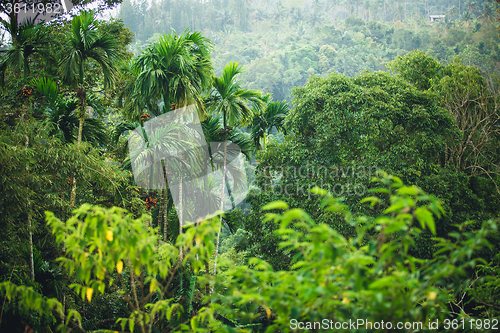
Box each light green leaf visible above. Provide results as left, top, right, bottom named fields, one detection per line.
left=262, top=201, right=289, bottom=210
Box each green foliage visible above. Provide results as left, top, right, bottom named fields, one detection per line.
left=212, top=175, right=499, bottom=332
left=387, top=50, right=445, bottom=90
left=206, top=61, right=263, bottom=128
left=0, top=18, right=53, bottom=86
left=1, top=175, right=499, bottom=332
left=250, top=94, right=289, bottom=150
left=44, top=204, right=219, bottom=332
left=1, top=3, right=500, bottom=331
left=60, top=10, right=123, bottom=88
left=118, top=0, right=500, bottom=102
left=132, top=29, right=214, bottom=117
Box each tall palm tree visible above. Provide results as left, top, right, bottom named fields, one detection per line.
left=271, top=2, right=285, bottom=31
left=133, top=29, right=213, bottom=117
left=252, top=8, right=266, bottom=31
left=32, top=77, right=108, bottom=146
left=205, top=61, right=263, bottom=276
left=461, top=10, right=474, bottom=33
left=309, top=9, right=323, bottom=28
left=60, top=10, right=122, bottom=207
left=125, top=118, right=200, bottom=241
left=132, top=29, right=213, bottom=241
left=363, top=0, right=372, bottom=21
left=202, top=113, right=254, bottom=209
left=60, top=10, right=121, bottom=144
left=250, top=96, right=289, bottom=150
left=0, top=18, right=52, bottom=86
left=478, top=1, right=495, bottom=25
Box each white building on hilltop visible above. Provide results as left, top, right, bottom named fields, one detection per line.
left=429, top=15, right=446, bottom=22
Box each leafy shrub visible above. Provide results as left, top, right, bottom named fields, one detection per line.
left=0, top=174, right=498, bottom=332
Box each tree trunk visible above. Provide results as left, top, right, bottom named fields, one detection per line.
left=179, top=180, right=183, bottom=255
left=70, top=86, right=86, bottom=207
left=161, top=160, right=169, bottom=242
left=213, top=138, right=227, bottom=278
left=28, top=203, right=34, bottom=281
left=23, top=59, right=29, bottom=85
left=158, top=189, right=164, bottom=237
left=205, top=261, right=210, bottom=295
left=24, top=135, right=34, bottom=281
left=225, top=173, right=235, bottom=210
left=177, top=110, right=183, bottom=258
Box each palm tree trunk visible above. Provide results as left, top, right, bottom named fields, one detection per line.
left=161, top=160, right=169, bottom=242
left=158, top=189, right=164, bottom=237
left=70, top=86, right=86, bottom=207
left=28, top=203, right=34, bottom=280
left=205, top=261, right=210, bottom=295
left=61, top=293, right=65, bottom=326
left=177, top=110, right=183, bottom=258
left=213, top=138, right=227, bottom=277
left=77, top=114, right=84, bottom=143
left=23, top=59, right=29, bottom=85
left=179, top=181, right=182, bottom=250
left=225, top=173, right=235, bottom=210
left=24, top=135, right=34, bottom=281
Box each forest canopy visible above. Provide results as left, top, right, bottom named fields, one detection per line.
left=0, top=0, right=500, bottom=332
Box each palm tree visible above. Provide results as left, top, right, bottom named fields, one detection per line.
left=250, top=96, right=289, bottom=150
left=133, top=29, right=213, bottom=117
left=363, top=0, right=372, bottom=21
left=60, top=10, right=121, bottom=145
left=289, top=7, right=304, bottom=26
left=32, top=77, right=108, bottom=146
left=217, top=9, right=234, bottom=30
left=125, top=117, right=200, bottom=242
left=60, top=10, right=122, bottom=207
left=202, top=113, right=254, bottom=209
left=461, top=10, right=474, bottom=33
left=252, top=8, right=266, bottom=31
left=466, top=0, right=477, bottom=13
left=397, top=3, right=404, bottom=21
left=132, top=29, right=213, bottom=241
left=478, top=1, right=495, bottom=25
left=272, top=6, right=285, bottom=31
left=0, top=18, right=52, bottom=86
left=239, top=0, right=253, bottom=31
left=205, top=61, right=263, bottom=276
left=309, top=9, right=323, bottom=28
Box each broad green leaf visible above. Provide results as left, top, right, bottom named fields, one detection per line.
left=262, top=201, right=289, bottom=210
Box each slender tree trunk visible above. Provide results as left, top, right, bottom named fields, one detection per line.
left=179, top=180, right=183, bottom=252
left=69, top=114, right=84, bottom=207
left=213, top=138, right=227, bottom=278
left=28, top=203, right=34, bottom=281
left=158, top=189, right=164, bottom=236
left=162, top=160, right=169, bottom=242
left=177, top=110, right=183, bottom=258
left=163, top=189, right=168, bottom=242
left=24, top=135, right=34, bottom=281
left=23, top=59, right=28, bottom=85
left=70, top=85, right=86, bottom=207
left=62, top=293, right=66, bottom=327
left=205, top=261, right=210, bottom=295
left=225, top=173, right=235, bottom=210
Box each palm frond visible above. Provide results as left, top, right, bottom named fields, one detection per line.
left=32, top=77, right=59, bottom=106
